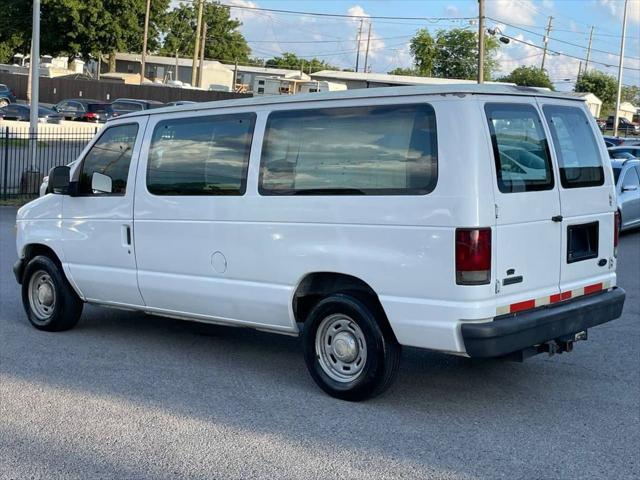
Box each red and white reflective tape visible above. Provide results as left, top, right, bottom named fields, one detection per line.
left=496, top=280, right=614, bottom=316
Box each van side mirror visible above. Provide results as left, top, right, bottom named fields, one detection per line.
left=49, top=165, right=70, bottom=193
left=91, top=172, right=112, bottom=194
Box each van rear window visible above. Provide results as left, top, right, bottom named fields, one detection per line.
left=259, top=104, right=438, bottom=195
left=542, top=105, right=604, bottom=188
left=485, top=103, right=554, bottom=193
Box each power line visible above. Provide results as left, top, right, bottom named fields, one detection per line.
left=488, top=16, right=640, bottom=60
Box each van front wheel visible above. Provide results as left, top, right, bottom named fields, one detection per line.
left=302, top=294, right=400, bottom=401
left=21, top=255, right=83, bottom=331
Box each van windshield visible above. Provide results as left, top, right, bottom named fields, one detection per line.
left=543, top=105, right=604, bottom=188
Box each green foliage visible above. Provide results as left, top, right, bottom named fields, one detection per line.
left=388, top=67, right=419, bottom=76
left=575, top=70, right=618, bottom=115
left=498, top=66, right=554, bottom=89
left=0, top=0, right=170, bottom=61
left=161, top=2, right=250, bottom=63
left=404, top=28, right=499, bottom=80
left=621, top=85, right=640, bottom=106
left=264, top=52, right=338, bottom=73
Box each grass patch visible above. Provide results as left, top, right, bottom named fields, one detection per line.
left=0, top=197, right=34, bottom=207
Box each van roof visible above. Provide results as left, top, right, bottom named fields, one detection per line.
left=119, top=84, right=584, bottom=119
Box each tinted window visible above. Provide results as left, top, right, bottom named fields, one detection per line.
left=113, top=102, right=142, bottom=111
left=88, top=103, right=108, bottom=113
left=259, top=104, right=437, bottom=195
left=485, top=103, right=554, bottom=193
left=78, top=124, right=139, bottom=195
left=0, top=85, right=9, bottom=92
left=543, top=105, right=604, bottom=188
left=147, top=113, right=255, bottom=196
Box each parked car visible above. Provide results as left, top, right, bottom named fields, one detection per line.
left=53, top=99, right=112, bottom=122
left=0, top=83, right=17, bottom=107
left=603, top=135, right=626, bottom=147
left=109, top=98, right=163, bottom=117
left=608, top=150, right=636, bottom=161
left=610, top=158, right=640, bottom=231
left=14, top=85, right=625, bottom=401
left=606, top=116, right=639, bottom=135
left=0, top=104, right=61, bottom=123
left=165, top=100, right=197, bottom=107
left=608, top=145, right=640, bottom=159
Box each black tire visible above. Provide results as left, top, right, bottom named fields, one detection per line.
left=302, top=294, right=401, bottom=401
left=21, top=255, right=83, bottom=331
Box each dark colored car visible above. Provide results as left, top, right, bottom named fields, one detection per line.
left=0, top=83, right=17, bottom=107
left=0, top=104, right=61, bottom=123
left=606, top=116, right=640, bottom=135
left=53, top=99, right=112, bottom=122
left=109, top=98, right=164, bottom=117
left=603, top=135, right=626, bottom=147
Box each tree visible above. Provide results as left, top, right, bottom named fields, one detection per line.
left=621, top=85, right=640, bottom=106
left=406, top=28, right=499, bottom=80
left=575, top=70, right=618, bottom=115
left=388, top=67, right=418, bottom=76
left=498, top=66, right=554, bottom=89
left=161, top=2, right=250, bottom=63
left=264, top=52, right=338, bottom=73
left=0, top=0, right=170, bottom=66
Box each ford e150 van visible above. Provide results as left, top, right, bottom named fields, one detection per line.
left=14, top=85, right=626, bottom=401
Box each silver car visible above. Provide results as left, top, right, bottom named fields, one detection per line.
left=610, top=157, right=640, bottom=231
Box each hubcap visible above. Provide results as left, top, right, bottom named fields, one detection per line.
left=28, top=270, right=56, bottom=322
left=315, top=314, right=367, bottom=383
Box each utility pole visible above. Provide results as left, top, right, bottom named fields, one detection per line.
left=477, top=0, right=485, bottom=84
left=577, top=60, right=582, bottom=80
left=613, top=0, right=628, bottom=138
left=175, top=50, right=179, bottom=82
left=584, top=26, right=594, bottom=74
left=363, top=22, right=372, bottom=74
left=540, top=16, right=553, bottom=72
left=197, top=22, right=207, bottom=88
left=191, top=0, right=204, bottom=87
left=29, top=0, right=40, bottom=137
left=355, top=19, right=363, bottom=72
left=140, top=0, right=151, bottom=85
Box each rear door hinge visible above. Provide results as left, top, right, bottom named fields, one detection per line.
left=494, top=203, right=499, bottom=219
left=495, top=279, right=501, bottom=294
left=609, top=193, right=613, bottom=207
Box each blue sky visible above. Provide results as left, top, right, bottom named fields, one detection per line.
left=191, top=0, right=640, bottom=89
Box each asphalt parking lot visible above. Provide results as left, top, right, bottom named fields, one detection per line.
left=0, top=206, right=638, bottom=480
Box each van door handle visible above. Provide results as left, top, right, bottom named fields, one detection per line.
left=552, top=215, right=563, bottom=223
left=122, top=225, right=132, bottom=249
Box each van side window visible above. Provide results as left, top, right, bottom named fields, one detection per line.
left=485, top=103, right=554, bottom=193
left=542, top=105, right=604, bottom=188
left=146, top=113, right=256, bottom=196
left=78, top=123, right=139, bottom=196
left=259, top=104, right=438, bottom=195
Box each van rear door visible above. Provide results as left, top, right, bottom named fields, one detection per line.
left=540, top=101, right=616, bottom=296
left=484, top=101, right=561, bottom=313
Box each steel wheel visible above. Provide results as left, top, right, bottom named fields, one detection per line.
left=315, top=313, right=367, bottom=383
left=0, top=99, right=8, bottom=107
left=27, top=270, right=56, bottom=323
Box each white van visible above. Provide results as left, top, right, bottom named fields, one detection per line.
left=14, top=85, right=626, bottom=400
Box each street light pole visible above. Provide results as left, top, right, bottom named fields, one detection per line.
left=477, top=0, right=485, bottom=84
left=613, top=0, right=628, bottom=138
left=192, top=0, right=204, bottom=87
left=140, top=0, right=151, bottom=85
left=29, top=0, right=40, bottom=134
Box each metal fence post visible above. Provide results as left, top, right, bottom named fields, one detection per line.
left=2, top=127, right=8, bottom=200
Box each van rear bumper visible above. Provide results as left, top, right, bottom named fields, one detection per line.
left=461, top=287, right=625, bottom=358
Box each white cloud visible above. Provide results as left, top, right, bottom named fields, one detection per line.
left=485, top=0, right=538, bottom=25
left=445, top=5, right=460, bottom=16
left=600, top=0, right=640, bottom=23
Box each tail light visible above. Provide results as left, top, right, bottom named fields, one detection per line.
left=456, top=228, right=491, bottom=285
left=84, top=112, right=98, bottom=121
left=614, top=209, right=621, bottom=256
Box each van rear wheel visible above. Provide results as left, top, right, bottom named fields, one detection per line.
left=21, top=255, right=83, bottom=331
left=302, top=294, right=401, bottom=401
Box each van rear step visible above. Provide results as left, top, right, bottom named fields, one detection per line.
left=501, top=331, right=588, bottom=362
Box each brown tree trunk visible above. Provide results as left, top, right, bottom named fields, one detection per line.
left=108, top=52, right=116, bottom=73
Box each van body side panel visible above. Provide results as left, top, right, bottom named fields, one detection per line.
left=133, top=96, right=496, bottom=351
